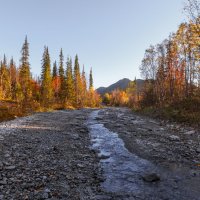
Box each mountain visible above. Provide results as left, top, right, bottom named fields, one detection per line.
left=96, top=78, right=145, bottom=96
left=96, top=78, right=131, bottom=95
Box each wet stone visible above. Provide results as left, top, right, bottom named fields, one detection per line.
left=142, top=173, right=160, bottom=182
left=98, top=155, right=110, bottom=160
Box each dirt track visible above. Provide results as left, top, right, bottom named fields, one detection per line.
left=0, top=108, right=200, bottom=199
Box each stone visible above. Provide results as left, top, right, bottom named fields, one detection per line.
left=184, top=130, right=195, bottom=135
left=142, top=173, right=160, bottom=182
left=4, top=153, right=10, bottom=158
left=169, top=135, right=180, bottom=141
left=5, top=166, right=16, bottom=170
left=98, top=154, right=110, bottom=160
left=196, top=148, right=200, bottom=153
left=0, top=180, right=7, bottom=185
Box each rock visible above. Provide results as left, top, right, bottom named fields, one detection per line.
left=184, top=130, right=195, bottom=135
left=0, top=195, right=4, bottom=200
left=44, top=188, right=51, bottom=193
left=0, top=136, right=4, bottom=141
left=196, top=148, right=200, bottom=153
left=5, top=166, right=16, bottom=170
left=142, top=173, right=160, bottom=182
left=98, top=154, right=110, bottom=160
left=42, top=176, right=47, bottom=180
left=95, top=195, right=112, bottom=199
left=71, top=134, right=79, bottom=140
left=0, top=180, right=7, bottom=185
left=95, top=117, right=103, bottom=120
left=169, top=135, right=180, bottom=141
left=77, top=164, right=85, bottom=168
left=4, top=153, right=10, bottom=158
left=0, top=162, right=3, bottom=170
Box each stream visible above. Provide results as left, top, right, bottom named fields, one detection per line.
left=87, top=110, right=200, bottom=200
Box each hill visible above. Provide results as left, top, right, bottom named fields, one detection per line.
left=96, top=78, right=131, bottom=95
left=96, top=78, right=145, bottom=96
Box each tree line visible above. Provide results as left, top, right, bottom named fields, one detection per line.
left=0, top=37, right=101, bottom=111
left=139, top=0, right=199, bottom=108
left=102, top=0, right=200, bottom=124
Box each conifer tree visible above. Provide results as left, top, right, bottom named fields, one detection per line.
left=9, top=57, right=17, bottom=99
left=81, top=65, right=87, bottom=107
left=19, top=36, right=31, bottom=100
left=0, top=55, right=11, bottom=99
left=53, top=61, right=58, bottom=78
left=41, top=46, right=52, bottom=106
left=89, top=68, right=93, bottom=90
left=66, top=57, right=75, bottom=105
left=74, top=54, right=82, bottom=107
left=52, top=61, right=59, bottom=99
left=59, top=48, right=65, bottom=101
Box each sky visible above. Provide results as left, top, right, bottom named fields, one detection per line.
left=0, top=0, right=186, bottom=88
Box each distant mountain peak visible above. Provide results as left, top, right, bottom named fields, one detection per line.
left=96, top=78, right=131, bottom=95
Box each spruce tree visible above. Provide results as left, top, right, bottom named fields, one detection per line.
left=0, top=55, right=11, bottom=99
left=81, top=65, right=87, bottom=107
left=74, top=54, right=82, bottom=107
left=41, top=46, right=52, bottom=106
left=66, top=57, right=75, bottom=106
left=52, top=61, right=59, bottom=99
left=89, top=68, right=94, bottom=90
left=59, top=48, right=65, bottom=101
left=19, top=36, right=31, bottom=100
left=53, top=61, right=57, bottom=78
left=9, top=57, right=17, bottom=99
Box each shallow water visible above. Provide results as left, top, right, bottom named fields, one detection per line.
left=87, top=110, right=200, bottom=199
left=88, top=111, right=161, bottom=194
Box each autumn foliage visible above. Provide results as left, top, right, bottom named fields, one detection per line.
left=0, top=37, right=101, bottom=118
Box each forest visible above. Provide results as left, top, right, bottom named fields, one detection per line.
left=102, top=0, right=200, bottom=125
left=0, top=1, right=200, bottom=199
left=0, top=38, right=101, bottom=120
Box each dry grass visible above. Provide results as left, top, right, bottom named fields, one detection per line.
left=0, top=100, right=23, bottom=122
left=136, top=98, right=200, bottom=127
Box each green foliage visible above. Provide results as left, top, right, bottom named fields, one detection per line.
left=66, top=57, right=75, bottom=106
left=74, top=54, right=82, bottom=107
left=41, top=46, right=53, bottom=107
left=89, top=68, right=93, bottom=89
left=19, top=36, right=31, bottom=100
left=0, top=37, right=101, bottom=122
left=59, top=48, right=65, bottom=101
left=52, top=61, right=57, bottom=78
left=0, top=56, right=11, bottom=99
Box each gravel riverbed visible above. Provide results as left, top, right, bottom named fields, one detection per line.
left=0, top=108, right=200, bottom=200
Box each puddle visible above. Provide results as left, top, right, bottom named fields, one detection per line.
left=87, top=110, right=200, bottom=199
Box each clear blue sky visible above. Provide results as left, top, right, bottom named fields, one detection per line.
left=0, top=0, right=185, bottom=88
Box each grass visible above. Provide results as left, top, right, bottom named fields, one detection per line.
left=0, top=101, right=23, bottom=122
left=135, top=98, right=200, bottom=127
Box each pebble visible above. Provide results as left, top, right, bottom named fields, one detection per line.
left=196, top=148, right=200, bottom=153
left=0, top=180, right=7, bottom=185
left=184, top=130, right=195, bottom=135
left=169, top=135, right=180, bottom=141
left=5, top=166, right=16, bottom=170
